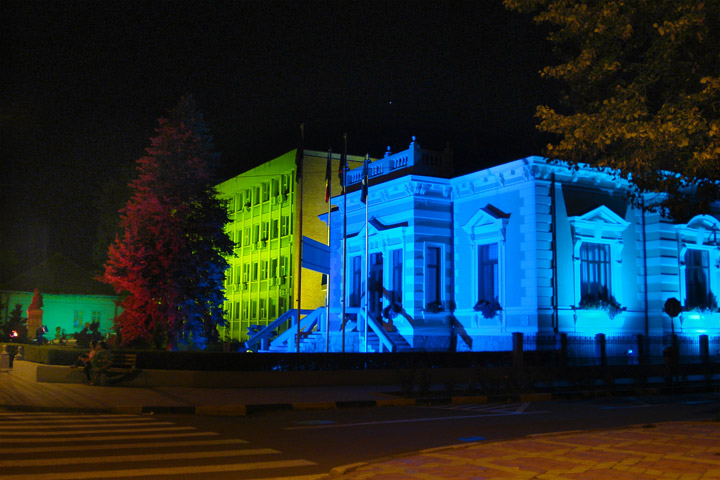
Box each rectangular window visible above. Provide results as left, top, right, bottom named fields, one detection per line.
left=686, top=249, right=710, bottom=309
left=252, top=225, right=259, bottom=244
left=234, top=230, right=241, bottom=249
left=242, top=264, right=249, bottom=282
left=243, top=227, right=251, bottom=246
left=250, top=300, right=257, bottom=320
left=91, top=311, right=101, bottom=323
left=477, top=243, right=498, bottom=302
left=253, top=186, right=260, bottom=205
left=73, top=310, right=83, bottom=329
left=261, top=222, right=269, bottom=241
left=259, top=299, right=266, bottom=319
left=426, top=246, right=441, bottom=306
left=270, top=258, right=278, bottom=278
left=269, top=298, right=277, bottom=318
left=271, top=219, right=279, bottom=239
left=262, top=182, right=270, bottom=203
left=251, top=262, right=259, bottom=281
left=391, top=249, right=403, bottom=305
left=281, top=216, right=290, bottom=236
left=233, top=301, right=240, bottom=320
left=260, top=260, right=268, bottom=280
left=350, top=255, right=362, bottom=308
left=580, top=242, right=611, bottom=301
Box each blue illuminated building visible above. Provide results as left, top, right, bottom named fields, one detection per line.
left=252, top=138, right=720, bottom=354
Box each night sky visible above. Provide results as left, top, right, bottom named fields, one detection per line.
left=1, top=0, right=555, bottom=278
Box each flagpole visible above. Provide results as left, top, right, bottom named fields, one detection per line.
left=341, top=134, right=348, bottom=353
left=295, top=124, right=304, bottom=354
left=363, top=154, right=369, bottom=353
left=325, top=148, right=332, bottom=353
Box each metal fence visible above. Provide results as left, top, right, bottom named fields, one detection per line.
left=522, top=333, right=718, bottom=366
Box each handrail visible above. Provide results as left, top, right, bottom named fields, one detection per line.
left=244, top=309, right=312, bottom=352
left=363, top=309, right=396, bottom=352
left=269, top=308, right=324, bottom=351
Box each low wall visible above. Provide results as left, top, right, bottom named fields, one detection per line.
left=11, top=359, right=480, bottom=388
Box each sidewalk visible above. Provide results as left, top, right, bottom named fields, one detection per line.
left=0, top=368, right=410, bottom=415
left=331, top=421, right=720, bottom=479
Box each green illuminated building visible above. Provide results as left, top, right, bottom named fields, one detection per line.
left=216, top=149, right=364, bottom=343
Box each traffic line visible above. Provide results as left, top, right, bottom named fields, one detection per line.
left=0, top=431, right=218, bottom=443
left=0, top=426, right=196, bottom=436
left=0, top=448, right=281, bottom=467
left=0, top=459, right=317, bottom=480
left=284, top=411, right=544, bottom=430
left=0, top=421, right=176, bottom=430
left=0, top=438, right=248, bottom=454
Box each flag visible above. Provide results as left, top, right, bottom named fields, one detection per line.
left=338, top=133, right=347, bottom=195
left=295, top=123, right=304, bottom=182
left=324, top=148, right=332, bottom=202
left=360, top=154, right=369, bottom=204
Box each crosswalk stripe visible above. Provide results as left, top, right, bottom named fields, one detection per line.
left=0, top=421, right=175, bottom=429
left=0, top=426, right=195, bottom=436
left=1, top=431, right=217, bottom=443
left=0, top=459, right=317, bottom=480
left=0, top=448, right=281, bottom=467
left=0, top=413, right=142, bottom=419
left=0, top=438, right=248, bottom=454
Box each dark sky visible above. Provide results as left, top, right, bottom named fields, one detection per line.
left=1, top=0, right=554, bottom=277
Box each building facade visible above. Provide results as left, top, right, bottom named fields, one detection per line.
left=216, top=149, right=364, bottom=343
left=0, top=254, right=120, bottom=341
left=321, top=144, right=719, bottom=353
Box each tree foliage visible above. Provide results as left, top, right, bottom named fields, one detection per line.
left=504, top=0, right=720, bottom=220
left=101, top=96, right=233, bottom=350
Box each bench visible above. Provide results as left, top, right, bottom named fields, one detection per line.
left=91, top=352, right=138, bottom=385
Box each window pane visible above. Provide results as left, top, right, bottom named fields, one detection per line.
left=478, top=243, right=498, bottom=302
left=426, top=246, right=441, bottom=305
left=580, top=243, right=611, bottom=301
left=685, top=249, right=710, bottom=309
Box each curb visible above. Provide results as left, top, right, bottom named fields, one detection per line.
left=2, top=384, right=717, bottom=416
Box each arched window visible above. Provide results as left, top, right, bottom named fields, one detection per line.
left=675, top=215, right=720, bottom=311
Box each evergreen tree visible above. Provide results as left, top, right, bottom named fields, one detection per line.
left=101, top=96, right=233, bottom=350
left=504, top=0, right=720, bottom=220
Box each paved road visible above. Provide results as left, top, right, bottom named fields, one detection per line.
left=0, top=411, right=326, bottom=480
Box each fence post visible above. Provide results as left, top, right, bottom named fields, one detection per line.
left=0, top=345, right=9, bottom=370
left=595, top=333, right=607, bottom=367
left=556, top=333, right=567, bottom=368
left=700, top=335, right=709, bottom=365
left=634, top=334, right=644, bottom=365
left=512, top=332, right=524, bottom=372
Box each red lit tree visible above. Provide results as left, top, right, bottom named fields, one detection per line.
left=101, top=96, right=233, bottom=350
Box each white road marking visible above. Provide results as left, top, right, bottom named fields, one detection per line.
left=0, top=421, right=175, bottom=430
left=0, top=459, right=316, bottom=480
left=285, top=411, right=543, bottom=430
left=0, top=431, right=217, bottom=443
left=0, top=438, right=248, bottom=454
left=0, top=426, right=195, bottom=436
left=0, top=448, right=281, bottom=467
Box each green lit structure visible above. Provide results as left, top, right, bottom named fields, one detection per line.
left=216, top=149, right=364, bottom=343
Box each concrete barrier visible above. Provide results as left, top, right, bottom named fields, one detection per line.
left=11, top=359, right=480, bottom=388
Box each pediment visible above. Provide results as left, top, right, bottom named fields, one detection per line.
left=462, top=204, right=510, bottom=239
left=569, top=205, right=630, bottom=239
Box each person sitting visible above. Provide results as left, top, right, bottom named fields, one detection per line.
left=88, top=341, right=112, bottom=386
left=73, top=340, right=99, bottom=381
